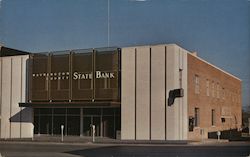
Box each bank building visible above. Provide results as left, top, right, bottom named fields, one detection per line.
left=0, top=44, right=242, bottom=141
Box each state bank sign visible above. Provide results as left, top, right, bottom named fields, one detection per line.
left=73, top=71, right=115, bottom=80
left=32, top=71, right=115, bottom=80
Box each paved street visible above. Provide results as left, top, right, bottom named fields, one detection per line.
left=0, top=141, right=250, bottom=157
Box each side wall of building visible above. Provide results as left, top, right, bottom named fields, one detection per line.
left=121, top=44, right=188, bottom=140
left=0, top=55, right=33, bottom=139
left=187, top=53, right=242, bottom=141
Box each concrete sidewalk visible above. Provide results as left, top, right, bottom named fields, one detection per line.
left=189, top=139, right=229, bottom=145
left=3, top=135, right=249, bottom=146
left=1, top=135, right=189, bottom=145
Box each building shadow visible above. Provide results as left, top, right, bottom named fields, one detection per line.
left=9, top=107, right=32, bottom=123
left=64, top=145, right=250, bottom=157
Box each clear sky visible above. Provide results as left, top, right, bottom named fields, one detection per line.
left=0, top=0, right=249, bottom=108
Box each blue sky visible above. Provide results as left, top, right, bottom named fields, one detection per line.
left=0, top=0, right=249, bottom=108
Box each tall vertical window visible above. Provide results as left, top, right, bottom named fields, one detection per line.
left=222, top=87, right=225, bottom=100
left=216, top=83, right=220, bottom=99
left=194, top=75, right=200, bottom=94
left=194, top=108, right=200, bottom=127
left=212, top=81, right=215, bottom=97
left=206, top=79, right=210, bottom=96
left=212, top=109, right=215, bottom=126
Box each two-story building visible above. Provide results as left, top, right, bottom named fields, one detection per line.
left=0, top=44, right=242, bottom=141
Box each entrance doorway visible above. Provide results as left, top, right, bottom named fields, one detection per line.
left=103, top=116, right=114, bottom=138
left=82, top=108, right=118, bottom=138
left=34, top=107, right=120, bottom=138
left=83, top=116, right=101, bottom=136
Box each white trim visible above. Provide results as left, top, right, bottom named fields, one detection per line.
left=188, top=53, right=241, bottom=81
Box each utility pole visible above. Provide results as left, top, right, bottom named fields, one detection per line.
left=107, top=0, right=110, bottom=47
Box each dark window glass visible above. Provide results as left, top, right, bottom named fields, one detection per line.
left=194, top=108, right=200, bottom=127
left=39, top=108, right=52, bottom=115
left=212, top=109, right=215, bottom=126
left=39, top=115, right=52, bottom=134
left=53, top=108, right=66, bottom=115
left=34, top=116, right=39, bottom=134
left=34, top=108, right=40, bottom=115
left=67, top=108, right=80, bottom=115
left=67, top=116, right=80, bottom=135
left=103, top=108, right=114, bottom=115
left=83, top=108, right=101, bottom=115
left=103, top=116, right=114, bottom=138
left=53, top=116, right=65, bottom=135
left=83, top=116, right=92, bottom=136
left=189, top=116, right=194, bottom=132
left=92, top=116, right=101, bottom=136
left=115, top=108, right=121, bottom=116
left=115, top=115, right=121, bottom=131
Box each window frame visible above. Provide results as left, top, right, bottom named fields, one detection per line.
left=206, top=79, right=210, bottom=96
left=194, top=75, right=200, bottom=94
left=211, top=109, right=215, bottom=126
left=194, top=107, right=200, bottom=127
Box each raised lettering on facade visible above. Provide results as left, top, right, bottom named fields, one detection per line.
left=33, top=71, right=115, bottom=80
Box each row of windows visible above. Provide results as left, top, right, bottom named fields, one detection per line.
left=194, top=75, right=240, bottom=103
left=189, top=107, right=216, bottom=131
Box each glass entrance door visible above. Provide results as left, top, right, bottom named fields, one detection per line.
left=83, top=116, right=101, bottom=136
left=34, top=108, right=120, bottom=138
left=92, top=116, right=101, bottom=136
left=83, top=116, right=91, bottom=136
left=102, top=116, right=114, bottom=138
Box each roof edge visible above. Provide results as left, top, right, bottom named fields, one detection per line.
left=188, top=52, right=241, bottom=81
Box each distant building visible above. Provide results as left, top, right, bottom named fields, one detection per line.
left=0, top=44, right=242, bottom=141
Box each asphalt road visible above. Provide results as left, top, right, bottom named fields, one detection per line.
left=0, top=142, right=250, bottom=157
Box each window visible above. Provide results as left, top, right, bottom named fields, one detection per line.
left=206, top=79, right=210, bottom=96
left=211, top=109, right=215, bottom=126
left=194, top=108, right=200, bottom=127
left=189, top=116, right=194, bottom=132
left=222, top=87, right=225, bottom=100
left=216, top=83, right=220, bottom=99
left=194, top=75, right=200, bottom=94
left=212, top=81, right=215, bottom=97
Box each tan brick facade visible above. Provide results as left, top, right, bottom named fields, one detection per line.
left=187, top=53, right=242, bottom=141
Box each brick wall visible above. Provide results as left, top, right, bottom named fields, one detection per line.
left=187, top=53, right=242, bottom=141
